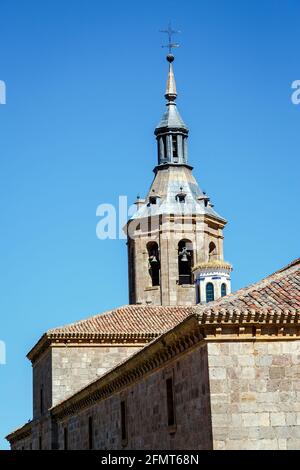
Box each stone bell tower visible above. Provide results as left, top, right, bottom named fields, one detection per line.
left=126, top=53, right=232, bottom=306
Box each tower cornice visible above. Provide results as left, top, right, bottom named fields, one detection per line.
left=153, top=162, right=193, bottom=174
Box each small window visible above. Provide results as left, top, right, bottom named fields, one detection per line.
left=149, top=196, right=157, bottom=205
left=166, top=377, right=175, bottom=427
left=40, top=387, right=44, bottom=415
left=88, top=417, right=93, bottom=450
left=176, top=186, right=186, bottom=203
left=64, top=427, right=68, bottom=450
left=221, top=283, right=227, bottom=297
left=39, top=435, right=42, bottom=450
left=206, top=283, right=214, bottom=303
left=176, top=193, right=186, bottom=203
left=121, top=400, right=127, bottom=444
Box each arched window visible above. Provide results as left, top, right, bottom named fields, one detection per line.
left=221, top=283, right=227, bottom=297
left=147, top=242, right=160, bottom=287
left=178, top=240, right=193, bottom=285
left=206, top=283, right=214, bottom=303
left=209, top=242, right=217, bottom=261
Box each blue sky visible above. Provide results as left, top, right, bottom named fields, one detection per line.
left=0, top=0, right=299, bottom=448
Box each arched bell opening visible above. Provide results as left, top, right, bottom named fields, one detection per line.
left=156, top=131, right=188, bottom=165
left=178, top=239, right=193, bottom=285
left=209, top=242, right=218, bottom=261
left=147, top=242, right=160, bottom=287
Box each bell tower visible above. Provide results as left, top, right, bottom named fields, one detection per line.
left=126, top=52, right=232, bottom=306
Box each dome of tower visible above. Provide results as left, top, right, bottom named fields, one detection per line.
left=155, top=104, right=188, bottom=131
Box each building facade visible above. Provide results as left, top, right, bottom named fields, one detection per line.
left=7, top=259, right=300, bottom=450
left=6, top=54, right=300, bottom=451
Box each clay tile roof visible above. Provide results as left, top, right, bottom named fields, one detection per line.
left=197, top=257, right=300, bottom=317
left=27, top=305, right=194, bottom=362
left=48, top=305, right=194, bottom=337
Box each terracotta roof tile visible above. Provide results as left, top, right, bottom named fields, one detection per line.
left=48, top=305, right=194, bottom=337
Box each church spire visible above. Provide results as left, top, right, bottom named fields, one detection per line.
left=155, top=54, right=189, bottom=167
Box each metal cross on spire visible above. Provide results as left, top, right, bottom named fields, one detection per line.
left=160, top=22, right=180, bottom=54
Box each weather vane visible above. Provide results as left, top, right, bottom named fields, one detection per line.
left=160, top=22, right=180, bottom=55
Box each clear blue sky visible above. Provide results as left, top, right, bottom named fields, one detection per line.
left=0, top=0, right=299, bottom=448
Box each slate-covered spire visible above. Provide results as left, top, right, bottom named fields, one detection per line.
left=155, top=54, right=189, bottom=167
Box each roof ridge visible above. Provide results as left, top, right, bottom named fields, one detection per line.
left=271, top=257, right=300, bottom=275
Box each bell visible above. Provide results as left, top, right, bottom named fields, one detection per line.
left=150, top=255, right=158, bottom=264
left=181, top=252, right=188, bottom=262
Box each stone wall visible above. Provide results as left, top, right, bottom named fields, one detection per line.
left=31, top=414, right=53, bottom=450
left=9, top=432, right=32, bottom=450
left=9, top=413, right=55, bottom=450
left=31, top=344, right=141, bottom=424
left=33, top=350, right=52, bottom=419
left=51, top=345, right=142, bottom=406
left=177, top=284, right=195, bottom=305
left=208, top=341, right=300, bottom=450
left=56, top=344, right=213, bottom=450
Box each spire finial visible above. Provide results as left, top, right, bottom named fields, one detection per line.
left=160, top=23, right=180, bottom=102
